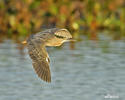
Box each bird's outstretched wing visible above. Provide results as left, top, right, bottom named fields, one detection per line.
left=27, top=39, right=51, bottom=82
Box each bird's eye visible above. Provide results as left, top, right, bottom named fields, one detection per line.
left=54, top=34, right=65, bottom=39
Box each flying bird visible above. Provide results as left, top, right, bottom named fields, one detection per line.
left=24, top=28, right=74, bottom=82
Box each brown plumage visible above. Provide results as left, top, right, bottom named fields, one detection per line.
left=26, top=28, right=73, bottom=82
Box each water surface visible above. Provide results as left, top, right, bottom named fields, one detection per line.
left=0, top=36, right=125, bottom=100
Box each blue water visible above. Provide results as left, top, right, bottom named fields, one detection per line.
left=0, top=36, right=125, bottom=100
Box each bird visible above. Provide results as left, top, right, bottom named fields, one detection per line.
left=23, top=28, right=74, bottom=83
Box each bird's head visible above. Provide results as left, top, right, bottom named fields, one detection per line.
left=54, top=28, right=76, bottom=44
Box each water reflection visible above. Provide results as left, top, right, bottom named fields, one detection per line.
left=0, top=36, right=125, bottom=100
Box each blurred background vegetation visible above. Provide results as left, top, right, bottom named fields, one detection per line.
left=0, top=0, right=125, bottom=41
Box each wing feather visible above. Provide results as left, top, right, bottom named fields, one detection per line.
left=27, top=39, right=51, bottom=82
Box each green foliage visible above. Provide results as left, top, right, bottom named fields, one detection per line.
left=0, top=0, right=125, bottom=39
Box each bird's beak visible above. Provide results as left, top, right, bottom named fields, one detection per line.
left=63, top=38, right=76, bottom=43
left=22, top=40, right=27, bottom=44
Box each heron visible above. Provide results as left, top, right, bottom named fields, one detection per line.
left=23, top=28, right=74, bottom=82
